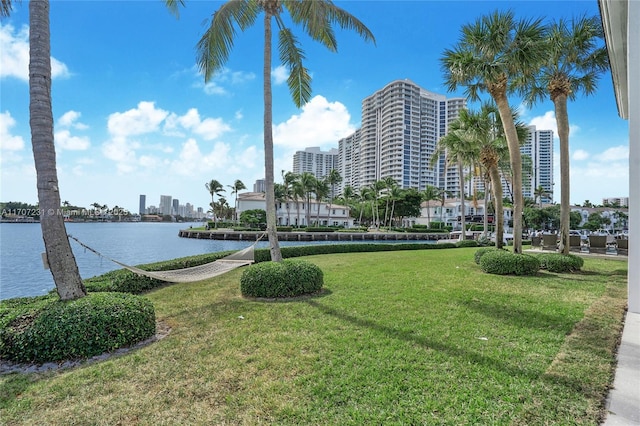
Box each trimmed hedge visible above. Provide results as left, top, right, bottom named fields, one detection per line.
left=240, top=259, right=323, bottom=298
left=479, top=250, right=540, bottom=276
left=474, top=247, right=504, bottom=264
left=0, top=292, right=155, bottom=363
left=537, top=253, right=584, bottom=273
left=455, top=240, right=479, bottom=248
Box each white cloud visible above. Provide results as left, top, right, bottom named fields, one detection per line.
left=527, top=110, right=579, bottom=138
left=0, top=111, right=25, bottom=151
left=169, top=138, right=231, bottom=176
left=107, top=101, right=169, bottom=138
left=54, top=129, right=90, bottom=151
left=272, top=65, right=288, bottom=85
left=0, top=23, right=70, bottom=81
left=273, top=95, right=355, bottom=149
left=164, top=108, right=231, bottom=141
left=193, top=67, right=256, bottom=95
left=58, top=111, right=89, bottom=130
left=572, top=149, right=589, bottom=161
left=599, top=145, right=628, bottom=162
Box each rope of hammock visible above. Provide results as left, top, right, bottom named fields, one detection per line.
left=68, top=232, right=266, bottom=283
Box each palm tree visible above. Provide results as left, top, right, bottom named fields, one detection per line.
left=381, top=176, right=397, bottom=229
left=533, top=185, right=551, bottom=208
left=298, top=172, right=317, bottom=227
left=205, top=179, right=225, bottom=227
left=421, top=185, right=439, bottom=227
left=228, top=179, right=247, bottom=223
left=166, top=0, right=374, bottom=261
left=357, top=186, right=372, bottom=226
left=523, top=15, right=608, bottom=254
left=325, top=169, right=342, bottom=226
left=281, top=171, right=297, bottom=226
left=432, top=114, right=477, bottom=239
left=441, top=10, right=546, bottom=253
left=314, top=179, right=330, bottom=225
left=28, top=0, right=86, bottom=300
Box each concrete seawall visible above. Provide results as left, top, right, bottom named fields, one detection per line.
left=178, top=230, right=451, bottom=242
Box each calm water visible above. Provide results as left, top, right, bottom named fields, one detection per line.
left=1, top=222, right=426, bottom=300
left=1, top=222, right=272, bottom=300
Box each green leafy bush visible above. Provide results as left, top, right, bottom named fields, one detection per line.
left=240, top=260, right=323, bottom=298
left=456, top=240, right=479, bottom=248
left=474, top=247, right=503, bottom=264
left=304, top=227, right=335, bottom=233
left=479, top=251, right=540, bottom=276
left=0, top=292, right=155, bottom=363
left=537, top=253, right=584, bottom=273
left=276, top=226, right=293, bottom=232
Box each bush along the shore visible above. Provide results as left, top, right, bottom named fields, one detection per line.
left=0, top=292, right=155, bottom=364
left=240, top=259, right=324, bottom=298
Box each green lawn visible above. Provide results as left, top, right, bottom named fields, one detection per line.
left=0, top=248, right=628, bottom=425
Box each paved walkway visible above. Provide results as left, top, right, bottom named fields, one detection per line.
left=603, top=311, right=640, bottom=425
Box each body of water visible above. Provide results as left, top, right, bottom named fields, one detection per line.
left=1, top=222, right=269, bottom=300
left=1, top=222, right=430, bottom=300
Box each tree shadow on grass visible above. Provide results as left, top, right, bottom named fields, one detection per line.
left=305, top=299, right=557, bottom=381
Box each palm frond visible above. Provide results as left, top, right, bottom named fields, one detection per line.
left=196, top=0, right=259, bottom=81
left=277, top=26, right=312, bottom=107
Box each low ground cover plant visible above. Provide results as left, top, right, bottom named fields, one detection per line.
left=0, top=292, right=155, bottom=363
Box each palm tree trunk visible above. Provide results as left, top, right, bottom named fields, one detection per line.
left=554, top=94, right=571, bottom=254
left=263, top=12, right=282, bottom=261
left=493, top=91, right=523, bottom=253
left=458, top=160, right=466, bottom=240
left=490, top=166, right=505, bottom=249
left=30, top=0, right=86, bottom=300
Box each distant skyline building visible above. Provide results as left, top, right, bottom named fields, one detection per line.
left=139, top=194, right=146, bottom=215
left=172, top=199, right=180, bottom=215
left=522, top=125, right=554, bottom=203
left=292, top=147, right=339, bottom=180
left=159, top=195, right=172, bottom=215
left=253, top=179, right=266, bottom=193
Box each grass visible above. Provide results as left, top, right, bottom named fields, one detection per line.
left=0, top=248, right=628, bottom=425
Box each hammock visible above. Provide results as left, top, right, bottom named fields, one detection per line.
left=68, top=234, right=262, bottom=283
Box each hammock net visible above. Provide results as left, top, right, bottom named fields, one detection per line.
left=68, top=234, right=258, bottom=283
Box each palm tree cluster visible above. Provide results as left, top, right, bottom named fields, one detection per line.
left=205, top=178, right=246, bottom=227
left=441, top=10, right=608, bottom=254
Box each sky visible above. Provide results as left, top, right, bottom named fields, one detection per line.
left=0, top=0, right=629, bottom=214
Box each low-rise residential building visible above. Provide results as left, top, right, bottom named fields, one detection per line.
left=410, top=198, right=512, bottom=231
left=237, top=192, right=353, bottom=228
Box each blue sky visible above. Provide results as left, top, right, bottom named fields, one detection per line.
left=0, top=0, right=629, bottom=214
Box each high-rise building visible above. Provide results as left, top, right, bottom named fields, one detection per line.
left=159, top=195, right=172, bottom=215
left=253, top=179, right=266, bottom=193
left=172, top=199, right=180, bottom=216
left=139, top=194, right=146, bottom=215
left=522, top=126, right=554, bottom=203
left=292, top=147, right=339, bottom=180
left=338, top=79, right=466, bottom=194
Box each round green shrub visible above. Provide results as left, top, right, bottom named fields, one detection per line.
left=537, top=253, right=584, bottom=273
left=240, top=259, right=324, bottom=298
left=474, top=247, right=503, bottom=264
left=0, top=292, right=156, bottom=363
left=456, top=240, right=479, bottom=248
left=479, top=251, right=540, bottom=276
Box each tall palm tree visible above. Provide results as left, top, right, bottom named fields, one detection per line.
left=326, top=169, right=342, bottom=226
left=27, top=0, right=86, bottom=300
left=298, top=172, right=317, bottom=227
left=523, top=15, right=608, bottom=254
left=357, top=186, right=372, bottom=226
left=421, top=185, right=439, bottom=227
left=314, top=179, right=330, bottom=225
left=441, top=10, right=546, bottom=253
left=381, top=176, right=397, bottom=229
left=282, top=171, right=297, bottom=226
left=533, top=185, right=551, bottom=208
left=205, top=179, right=225, bottom=227
left=228, top=179, right=247, bottom=223
left=166, top=0, right=374, bottom=261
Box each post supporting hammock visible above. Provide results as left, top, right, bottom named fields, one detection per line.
left=68, top=233, right=264, bottom=283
